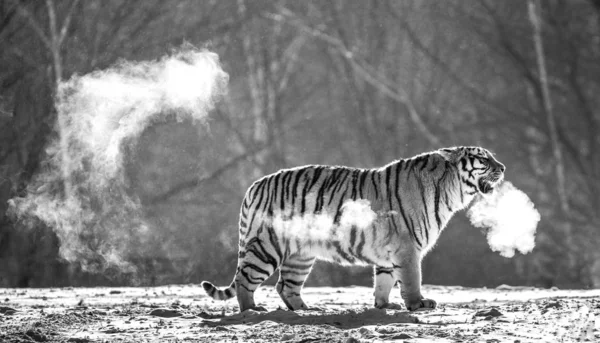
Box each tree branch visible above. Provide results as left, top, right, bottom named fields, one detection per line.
left=145, top=147, right=267, bottom=205
left=13, top=1, right=52, bottom=50
left=267, top=7, right=441, bottom=147
left=58, top=0, right=79, bottom=46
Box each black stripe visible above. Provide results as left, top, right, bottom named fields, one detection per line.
left=250, top=178, right=267, bottom=204
left=266, top=175, right=277, bottom=215
left=356, top=231, right=366, bottom=259
left=419, top=155, right=430, bottom=171
left=240, top=268, right=265, bottom=284
left=247, top=178, right=268, bottom=234
left=386, top=166, right=393, bottom=210
left=282, top=261, right=314, bottom=270
left=292, top=255, right=316, bottom=263
left=308, top=166, right=325, bottom=191
left=280, top=172, right=291, bottom=211
left=417, top=176, right=430, bottom=229
left=429, top=161, right=438, bottom=172
left=349, top=226, right=357, bottom=249
left=238, top=283, right=254, bottom=292
left=280, top=269, right=310, bottom=276
left=245, top=240, right=271, bottom=265
left=459, top=170, right=464, bottom=203
left=284, top=170, right=294, bottom=202
left=332, top=240, right=355, bottom=263
left=316, top=168, right=336, bottom=212
left=410, top=216, right=424, bottom=243
left=283, top=237, right=290, bottom=261
left=407, top=160, right=415, bottom=182
left=434, top=181, right=442, bottom=228
left=394, top=162, right=421, bottom=247
left=246, top=235, right=278, bottom=271
left=324, top=168, right=340, bottom=193
left=401, top=204, right=422, bottom=247
left=267, top=226, right=282, bottom=261
left=243, top=263, right=271, bottom=277
left=460, top=159, right=469, bottom=172
left=300, top=174, right=312, bottom=214
left=375, top=267, right=393, bottom=275
left=332, top=190, right=348, bottom=224
left=407, top=158, right=416, bottom=175
left=283, top=279, right=305, bottom=287
left=388, top=216, right=399, bottom=237
left=443, top=189, right=452, bottom=211
left=350, top=169, right=360, bottom=200
left=397, top=159, right=406, bottom=170
left=466, top=158, right=476, bottom=178
left=328, top=169, right=350, bottom=205
left=358, top=170, right=368, bottom=199
left=463, top=178, right=476, bottom=189
left=314, top=173, right=330, bottom=213
left=291, top=169, right=306, bottom=215
left=371, top=171, right=379, bottom=199
left=261, top=176, right=273, bottom=212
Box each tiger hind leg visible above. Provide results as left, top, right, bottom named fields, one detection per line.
left=235, top=249, right=279, bottom=312
left=276, top=255, right=316, bottom=310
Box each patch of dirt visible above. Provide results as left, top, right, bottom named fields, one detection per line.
left=0, top=285, right=598, bottom=342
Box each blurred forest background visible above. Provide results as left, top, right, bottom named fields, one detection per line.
left=1, top=0, right=599, bottom=289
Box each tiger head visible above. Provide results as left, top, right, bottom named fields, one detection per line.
left=438, top=146, right=505, bottom=195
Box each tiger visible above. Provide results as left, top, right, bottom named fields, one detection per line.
left=201, top=146, right=505, bottom=312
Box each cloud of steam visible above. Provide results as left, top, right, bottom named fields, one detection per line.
left=8, top=46, right=228, bottom=277
left=467, top=181, right=541, bottom=258
left=271, top=199, right=378, bottom=242
left=58, top=47, right=228, bottom=184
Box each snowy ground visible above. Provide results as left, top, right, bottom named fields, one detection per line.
left=1, top=284, right=599, bottom=342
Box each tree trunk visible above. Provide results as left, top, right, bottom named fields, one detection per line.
left=527, top=0, right=569, bottom=214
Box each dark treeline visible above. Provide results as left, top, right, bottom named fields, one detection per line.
left=1, top=0, right=599, bottom=288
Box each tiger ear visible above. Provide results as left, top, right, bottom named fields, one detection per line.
left=437, top=147, right=465, bottom=163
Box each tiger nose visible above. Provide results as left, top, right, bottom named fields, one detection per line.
left=498, top=163, right=506, bottom=173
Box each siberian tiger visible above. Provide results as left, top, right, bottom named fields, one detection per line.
left=202, top=146, right=505, bottom=312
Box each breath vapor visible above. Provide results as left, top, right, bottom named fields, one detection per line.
left=9, top=47, right=228, bottom=276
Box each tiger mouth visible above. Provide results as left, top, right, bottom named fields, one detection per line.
left=478, top=174, right=503, bottom=194
left=478, top=179, right=495, bottom=194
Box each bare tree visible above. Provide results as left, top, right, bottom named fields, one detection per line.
left=527, top=0, right=569, bottom=214
left=13, top=0, right=79, bottom=198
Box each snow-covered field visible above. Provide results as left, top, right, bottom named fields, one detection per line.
left=1, top=284, right=599, bottom=342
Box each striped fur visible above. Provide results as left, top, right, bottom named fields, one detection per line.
left=201, top=146, right=505, bottom=312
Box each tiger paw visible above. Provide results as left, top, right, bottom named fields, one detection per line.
left=376, top=302, right=404, bottom=310
left=298, top=306, right=324, bottom=312
left=406, top=298, right=437, bottom=311
left=243, top=306, right=268, bottom=312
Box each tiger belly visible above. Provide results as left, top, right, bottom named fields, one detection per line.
left=243, top=204, right=402, bottom=268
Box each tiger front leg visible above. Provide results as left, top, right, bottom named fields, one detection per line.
left=373, top=266, right=403, bottom=310
left=397, top=255, right=437, bottom=311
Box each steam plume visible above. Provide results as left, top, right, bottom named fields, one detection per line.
left=467, top=181, right=540, bottom=258
left=271, top=199, right=378, bottom=242
left=8, top=46, right=228, bottom=276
